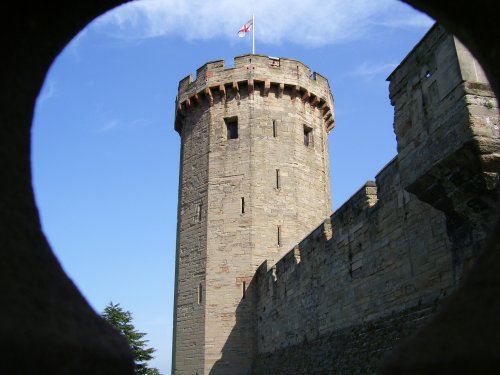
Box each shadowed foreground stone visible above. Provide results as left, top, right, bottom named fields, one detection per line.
left=0, top=0, right=498, bottom=374
left=380, top=208, right=500, bottom=374
left=379, top=0, right=500, bottom=373
left=1, top=3, right=134, bottom=374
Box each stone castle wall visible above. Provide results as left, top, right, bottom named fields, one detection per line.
left=172, top=96, right=211, bottom=373
left=253, top=158, right=454, bottom=373
left=251, top=24, right=499, bottom=374
left=389, top=24, right=499, bottom=282
left=173, top=24, right=499, bottom=374
left=173, top=55, right=335, bottom=374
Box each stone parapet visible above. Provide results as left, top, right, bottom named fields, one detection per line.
left=172, top=54, right=333, bottom=374
left=387, top=23, right=499, bottom=272
left=255, top=157, right=454, bottom=370
left=175, top=54, right=334, bottom=133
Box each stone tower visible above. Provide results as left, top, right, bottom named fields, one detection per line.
left=172, top=55, right=334, bottom=374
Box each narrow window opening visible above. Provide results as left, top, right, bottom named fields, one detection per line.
left=241, top=197, right=245, bottom=214
left=277, top=226, right=281, bottom=246
left=272, top=120, right=277, bottom=137
left=269, top=57, right=280, bottom=68
left=304, top=125, right=312, bottom=146
left=276, top=169, right=280, bottom=189
left=198, top=283, right=203, bottom=304
left=225, top=117, right=238, bottom=140
left=242, top=281, right=246, bottom=299
left=197, top=203, right=202, bottom=222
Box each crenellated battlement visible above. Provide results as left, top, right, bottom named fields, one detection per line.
left=172, top=53, right=334, bottom=374
left=254, top=155, right=456, bottom=358
left=173, top=24, right=500, bottom=375
left=174, top=54, right=334, bottom=134
left=257, top=217, right=332, bottom=288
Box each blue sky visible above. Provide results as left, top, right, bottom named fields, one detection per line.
left=32, top=1, right=433, bottom=373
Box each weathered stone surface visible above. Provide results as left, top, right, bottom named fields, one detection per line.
left=389, top=24, right=499, bottom=286
left=254, top=159, right=454, bottom=373
left=1, top=2, right=500, bottom=375
left=254, top=302, right=438, bottom=374
left=172, top=55, right=333, bottom=374
left=380, top=206, right=500, bottom=374
left=174, top=24, right=499, bottom=375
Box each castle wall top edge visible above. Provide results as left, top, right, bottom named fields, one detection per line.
left=374, top=156, right=398, bottom=179
left=177, top=54, right=333, bottom=104
left=259, top=156, right=403, bottom=284
left=386, top=22, right=441, bottom=82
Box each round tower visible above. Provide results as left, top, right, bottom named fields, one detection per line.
left=172, top=54, right=334, bottom=374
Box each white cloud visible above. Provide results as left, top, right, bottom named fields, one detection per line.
left=96, top=118, right=154, bottom=133
left=36, top=78, right=57, bottom=107
left=375, top=10, right=434, bottom=29
left=66, top=29, right=88, bottom=60
left=98, top=119, right=120, bottom=133
left=130, top=118, right=152, bottom=129
left=94, top=0, right=434, bottom=46
left=347, top=62, right=398, bottom=80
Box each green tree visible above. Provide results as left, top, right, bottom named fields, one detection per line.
left=102, top=302, right=161, bottom=375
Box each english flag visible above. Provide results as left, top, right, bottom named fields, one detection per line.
left=238, top=19, right=253, bottom=37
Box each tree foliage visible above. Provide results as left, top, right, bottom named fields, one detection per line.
left=102, top=302, right=161, bottom=375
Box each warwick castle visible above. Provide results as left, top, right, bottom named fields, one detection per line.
left=2, top=1, right=500, bottom=374
left=171, top=24, right=499, bottom=374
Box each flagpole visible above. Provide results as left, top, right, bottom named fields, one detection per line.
left=252, top=14, right=255, bottom=54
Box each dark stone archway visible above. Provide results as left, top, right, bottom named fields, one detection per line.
left=0, top=3, right=135, bottom=374
left=0, top=1, right=497, bottom=373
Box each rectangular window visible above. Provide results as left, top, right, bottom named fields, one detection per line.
left=276, top=169, right=280, bottom=189
left=349, top=243, right=363, bottom=279
left=242, top=281, right=246, bottom=299
left=241, top=197, right=245, bottom=214
left=225, top=117, right=238, bottom=139
left=272, top=120, right=277, bottom=137
left=304, top=125, right=312, bottom=146
left=269, top=57, right=280, bottom=67
left=277, top=226, right=281, bottom=246
left=196, top=203, right=202, bottom=222
left=198, top=283, right=203, bottom=304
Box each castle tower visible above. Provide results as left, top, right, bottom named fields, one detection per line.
left=172, top=55, right=334, bottom=374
